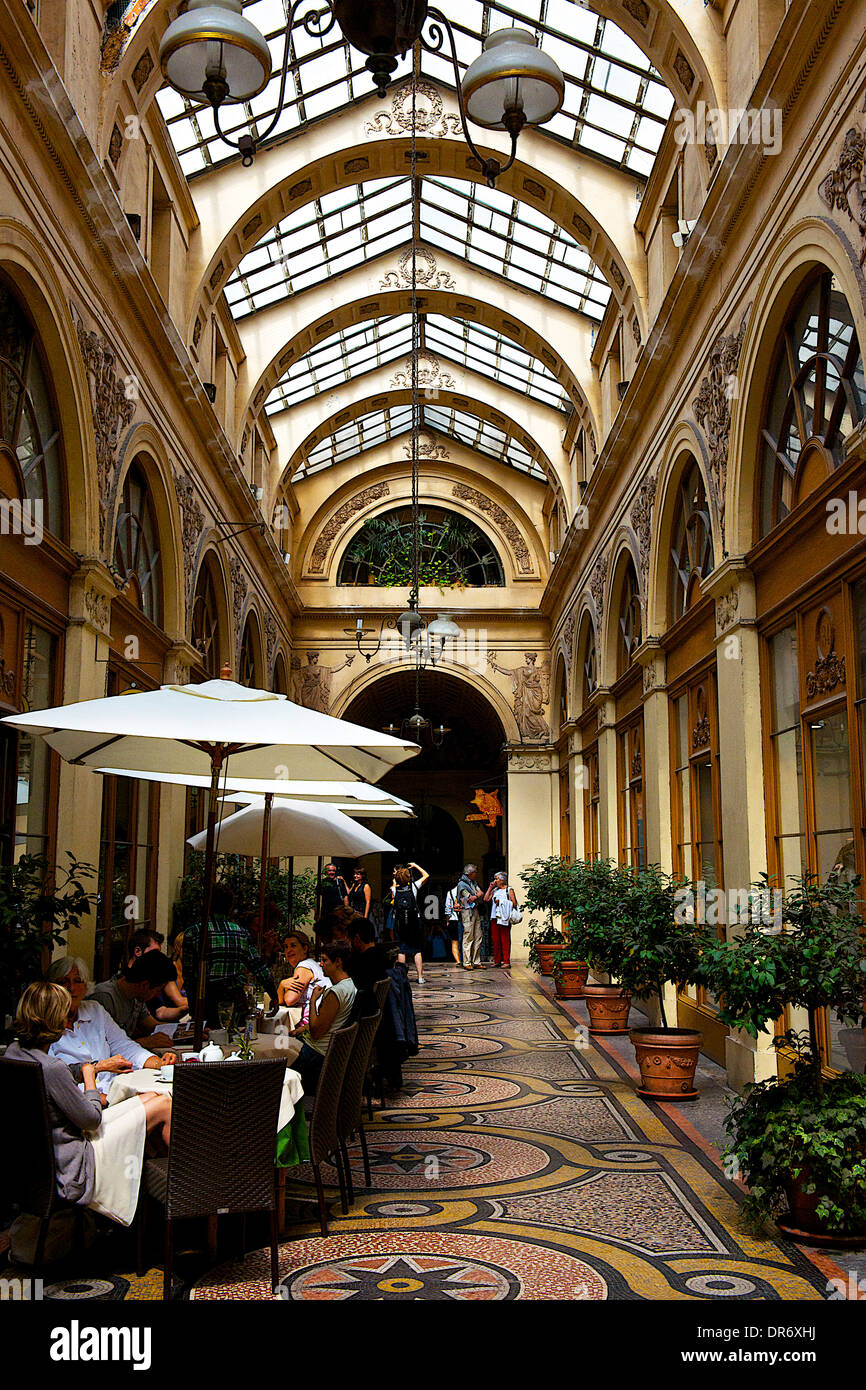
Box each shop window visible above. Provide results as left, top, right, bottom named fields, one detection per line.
left=617, top=719, right=644, bottom=868
left=0, top=619, right=56, bottom=863
left=0, top=278, right=65, bottom=538
left=113, top=462, right=162, bottom=625
left=669, top=459, right=712, bottom=623
left=759, top=270, right=865, bottom=536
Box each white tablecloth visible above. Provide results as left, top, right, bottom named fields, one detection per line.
left=107, top=1063, right=304, bottom=1132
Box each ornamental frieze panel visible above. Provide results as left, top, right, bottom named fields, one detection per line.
left=805, top=605, right=846, bottom=702
left=407, top=431, right=450, bottom=460
left=818, top=108, right=866, bottom=265
left=715, top=588, right=740, bottom=634
left=629, top=474, right=656, bottom=599
left=381, top=247, right=457, bottom=291
left=73, top=312, right=137, bottom=548
left=265, top=614, right=278, bottom=674
left=589, top=553, right=609, bottom=619
left=692, top=309, right=750, bottom=549
left=173, top=472, right=206, bottom=608
left=365, top=80, right=462, bottom=139
left=229, top=557, right=247, bottom=656
left=309, top=482, right=390, bottom=574
left=451, top=483, right=533, bottom=574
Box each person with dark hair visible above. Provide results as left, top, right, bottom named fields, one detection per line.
left=346, top=865, right=372, bottom=917
left=349, top=915, right=387, bottom=1001
left=286, top=940, right=357, bottom=1092
left=88, top=952, right=179, bottom=1048
left=319, top=862, right=349, bottom=925
left=124, top=927, right=188, bottom=1021
left=182, top=886, right=279, bottom=1025
left=393, top=861, right=429, bottom=984
left=277, top=929, right=325, bottom=1020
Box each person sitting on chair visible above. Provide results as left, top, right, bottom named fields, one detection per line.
left=47, top=957, right=174, bottom=1096
left=124, top=927, right=188, bottom=1021
left=286, top=941, right=357, bottom=1093
left=88, top=952, right=181, bottom=1049
left=276, top=929, right=325, bottom=1022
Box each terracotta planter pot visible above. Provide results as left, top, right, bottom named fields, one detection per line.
left=629, top=1027, right=702, bottom=1100
left=535, top=942, right=563, bottom=976
left=554, top=959, right=589, bottom=998
left=583, top=984, right=632, bottom=1035
left=778, top=1166, right=866, bottom=1247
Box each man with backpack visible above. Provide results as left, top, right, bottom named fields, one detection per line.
left=456, top=863, right=484, bottom=970
left=392, top=861, right=430, bottom=985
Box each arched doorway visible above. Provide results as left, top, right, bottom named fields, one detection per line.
left=342, top=668, right=508, bottom=919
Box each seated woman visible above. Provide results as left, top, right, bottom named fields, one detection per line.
left=47, top=956, right=174, bottom=1096
left=286, top=941, right=357, bottom=1093
left=5, top=982, right=172, bottom=1226
left=276, top=930, right=325, bottom=1020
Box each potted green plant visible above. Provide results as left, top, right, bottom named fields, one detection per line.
left=703, top=871, right=866, bottom=1242
left=551, top=943, right=590, bottom=998
left=0, top=852, right=96, bottom=1034
left=521, top=856, right=573, bottom=974
left=618, top=864, right=706, bottom=1099
left=563, top=858, right=633, bottom=1034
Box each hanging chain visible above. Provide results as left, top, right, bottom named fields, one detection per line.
left=410, top=50, right=420, bottom=611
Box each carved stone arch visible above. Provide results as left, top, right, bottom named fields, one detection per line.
left=727, top=218, right=866, bottom=558
left=111, top=422, right=185, bottom=637
left=189, top=541, right=232, bottom=676
left=250, top=290, right=593, bottom=436
left=284, top=388, right=561, bottom=496
left=601, top=532, right=642, bottom=688
left=0, top=219, right=97, bottom=554
left=299, top=466, right=545, bottom=583
left=332, top=656, right=520, bottom=744
left=648, top=426, right=717, bottom=636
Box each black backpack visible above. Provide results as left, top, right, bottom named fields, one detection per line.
left=393, top=883, right=419, bottom=933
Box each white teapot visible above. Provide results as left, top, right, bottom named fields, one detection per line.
left=196, top=1040, right=224, bottom=1062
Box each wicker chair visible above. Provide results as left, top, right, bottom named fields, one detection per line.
left=337, top=1008, right=382, bottom=1199
left=138, top=1059, right=287, bottom=1300
left=305, top=1022, right=357, bottom=1236
left=365, top=978, right=392, bottom=1118
left=0, top=1058, right=78, bottom=1266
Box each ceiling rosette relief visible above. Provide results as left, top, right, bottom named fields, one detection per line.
left=390, top=351, right=456, bottom=392
left=308, top=483, right=391, bottom=576
left=365, top=80, right=463, bottom=139
left=380, top=248, right=458, bottom=291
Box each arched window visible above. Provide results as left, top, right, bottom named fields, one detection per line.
left=273, top=652, right=289, bottom=695
left=759, top=270, right=865, bottom=537
left=113, top=462, right=162, bottom=625
left=240, top=618, right=259, bottom=688
left=617, top=559, right=642, bottom=676
left=191, top=558, right=222, bottom=677
left=582, top=622, right=598, bottom=705
left=669, top=460, right=713, bottom=623
left=0, top=278, right=64, bottom=537
left=338, top=506, right=504, bottom=586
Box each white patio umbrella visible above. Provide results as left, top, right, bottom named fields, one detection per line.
left=2, top=676, right=418, bottom=1046
left=188, top=798, right=398, bottom=858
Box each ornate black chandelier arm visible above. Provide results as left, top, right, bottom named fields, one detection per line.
left=423, top=7, right=523, bottom=188
left=213, top=1, right=337, bottom=165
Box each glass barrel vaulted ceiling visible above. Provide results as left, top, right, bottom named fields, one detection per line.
left=153, top=0, right=674, bottom=483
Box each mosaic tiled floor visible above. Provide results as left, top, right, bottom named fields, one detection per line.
left=188, top=965, right=838, bottom=1302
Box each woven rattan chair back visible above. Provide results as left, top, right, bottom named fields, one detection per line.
left=337, top=1010, right=381, bottom=1141
left=308, top=1022, right=357, bottom=1167
left=164, top=1059, right=287, bottom=1221
left=372, top=978, right=391, bottom=1013
left=0, top=1058, right=56, bottom=1219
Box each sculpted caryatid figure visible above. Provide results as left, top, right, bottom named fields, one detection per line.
left=488, top=650, right=551, bottom=740
left=292, top=651, right=354, bottom=714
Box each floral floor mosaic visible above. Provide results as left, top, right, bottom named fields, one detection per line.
left=186, top=965, right=837, bottom=1302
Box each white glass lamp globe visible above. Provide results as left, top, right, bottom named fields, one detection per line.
left=159, top=0, right=272, bottom=104
left=460, top=28, right=565, bottom=131
left=427, top=615, right=462, bottom=641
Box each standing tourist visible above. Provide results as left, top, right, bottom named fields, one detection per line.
left=456, top=864, right=484, bottom=970
left=346, top=865, right=372, bottom=917
left=484, top=871, right=519, bottom=968
left=444, top=874, right=462, bottom=965
left=393, top=861, right=429, bottom=984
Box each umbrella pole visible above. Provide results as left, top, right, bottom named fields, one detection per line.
left=257, top=792, right=273, bottom=953
left=287, top=856, right=294, bottom=931
left=193, top=750, right=224, bottom=1052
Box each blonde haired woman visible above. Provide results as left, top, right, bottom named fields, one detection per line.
left=5, top=982, right=171, bottom=1225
